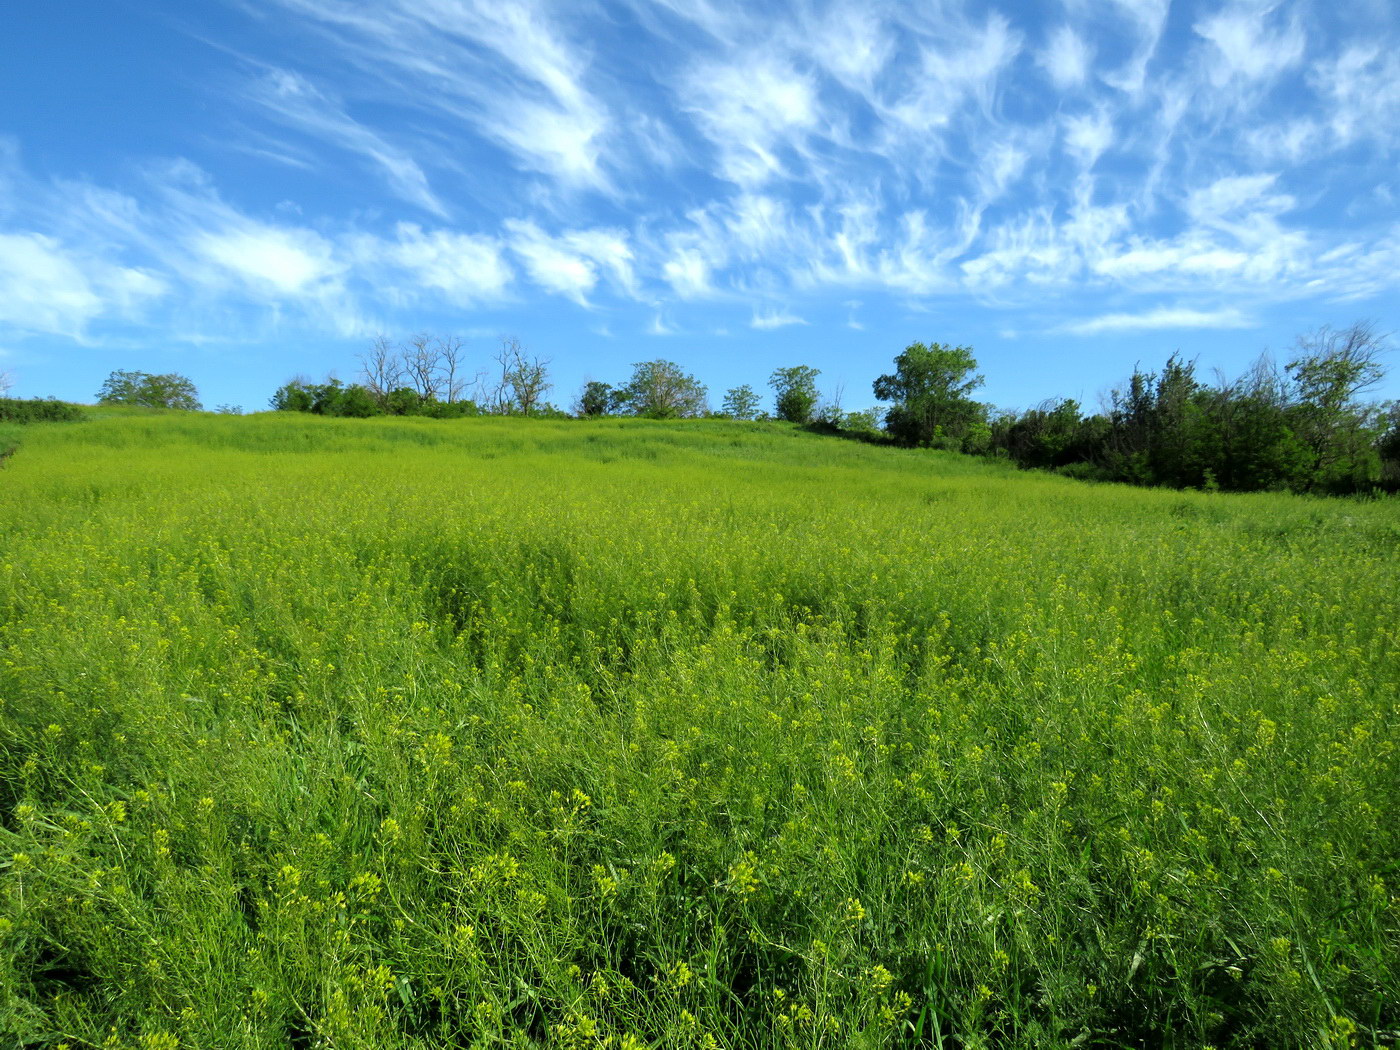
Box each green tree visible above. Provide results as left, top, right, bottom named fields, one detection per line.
left=768, top=366, right=820, bottom=424
left=616, top=360, right=708, bottom=418
left=873, top=342, right=984, bottom=448
left=722, top=384, right=760, bottom=420
left=1378, top=402, right=1400, bottom=490
left=578, top=381, right=614, bottom=417
left=97, top=370, right=201, bottom=411
left=270, top=378, right=315, bottom=413
left=1286, top=321, right=1389, bottom=491
left=337, top=384, right=380, bottom=418
left=383, top=387, right=424, bottom=416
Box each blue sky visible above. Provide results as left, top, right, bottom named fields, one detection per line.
left=2, top=0, right=1398, bottom=413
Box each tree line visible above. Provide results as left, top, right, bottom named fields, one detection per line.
left=874, top=322, right=1398, bottom=495
left=83, top=320, right=1399, bottom=495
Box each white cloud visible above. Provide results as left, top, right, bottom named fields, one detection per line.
left=193, top=224, right=340, bottom=295
left=257, top=0, right=614, bottom=189
left=750, top=308, right=808, bottom=330
left=886, top=13, right=1021, bottom=133
left=504, top=220, right=635, bottom=305
left=561, top=227, right=637, bottom=297
left=6, top=4, right=1400, bottom=355
left=506, top=220, right=598, bottom=304
left=1100, top=0, right=1170, bottom=94
left=1039, top=25, right=1093, bottom=89
left=1310, top=45, right=1400, bottom=149
left=1194, top=4, right=1304, bottom=84
left=1063, top=110, right=1114, bottom=169
left=0, top=232, right=165, bottom=336
left=1094, top=241, right=1250, bottom=278
left=974, top=141, right=1030, bottom=203
left=1243, top=119, right=1322, bottom=163
left=1063, top=306, right=1254, bottom=335
left=1186, top=174, right=1292, bottom=223
left=386, top=223, right=512, bottom=303
left=662, top=247, right=714, bottom=298
left=683, top=56, right=818, bottom=186
left=802, top=5, right=894, bottom=90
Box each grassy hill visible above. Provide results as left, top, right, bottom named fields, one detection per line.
left=1, top=413, right=1397, bottom=1048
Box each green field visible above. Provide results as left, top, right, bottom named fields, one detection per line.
left=1, top=413, right=1397, bottom=1048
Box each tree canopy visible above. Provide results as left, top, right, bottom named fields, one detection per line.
left=769, top=366, right=821, bottom=424
left=873, top=342, right=985, bottom=448
left=615, top=360, right=708, bottom=418
left=97, top=370, right=201, bottom=411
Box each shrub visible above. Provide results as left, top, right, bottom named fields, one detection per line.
left=0, top=398, right=84, bottom=423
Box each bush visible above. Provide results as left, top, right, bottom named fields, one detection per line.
left=0, top=398, right=84, bottom=423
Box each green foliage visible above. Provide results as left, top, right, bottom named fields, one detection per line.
left=979, top=325, right=1394, bottom=495
left=615, top=359, right=708, bottom=418
left=0, top=397, right=84, bottom=423
left=839, top=407, right=883, bottom=436
left=383, top=386, right=424, bottom=416
left=417, top=397, right=481, bottom=419
left=578, top=381, right=614, bottom=417
left=768, top=366, right=821, bottom=424
left=96, top=369, right=201, bottom=411
left=1379, top=402, right=1400, bottom=491
left=1, top=414, right=1396, bottom=1047
left=272, top=378, right=477, bottom=420
left=269, top=378, right=315, bottom=413
left=721, top=384, right=761, bottom=421
left=874, top=342, right=986, bottom=448
left=992, top=400, right=1097, bottom=470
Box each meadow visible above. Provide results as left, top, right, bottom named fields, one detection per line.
left=1, top=412, right=1396, bottom=1048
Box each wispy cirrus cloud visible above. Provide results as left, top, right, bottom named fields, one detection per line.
left=1063, top=305, right=1255, bottom=335
left=750, top=308, right=808, bottom=330
left=4, top=0, right=1400, bottom=376
left=1038, top=25, right=1093, bottom=90
left=1194, top=2, right=1305, bottom=84
left=1099, top=0, right=1170, bottom=95
left=681, top=56, right=819, bottom=187
left=249, top=0, right=614, bottom=190
left=243, top=68, right=447, bottom=217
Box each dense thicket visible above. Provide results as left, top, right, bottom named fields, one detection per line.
left=867, top=323, right=1398, bottom=495
left=0, top=398, right=84, bottom=423
left=270, top=377, right=481, bottom=419
left=983, top=338, right=1396, bottom=494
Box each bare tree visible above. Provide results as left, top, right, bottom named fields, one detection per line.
left=0, top=370, right=12, bottom=397
left=816, top=380, right=847, bottom=426
left=359, top=335, right=404, bottom=401
left=438, top=335, right=472, bottom=404
left=403, top=333, right=443, bottom=401
left=486, top=337, right=551, bottom=415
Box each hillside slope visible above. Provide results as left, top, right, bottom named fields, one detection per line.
left=2, top=414, right=1397, bottom=1047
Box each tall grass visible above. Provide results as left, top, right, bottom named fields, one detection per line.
left=1, top=413, right=1396, bottom=1048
